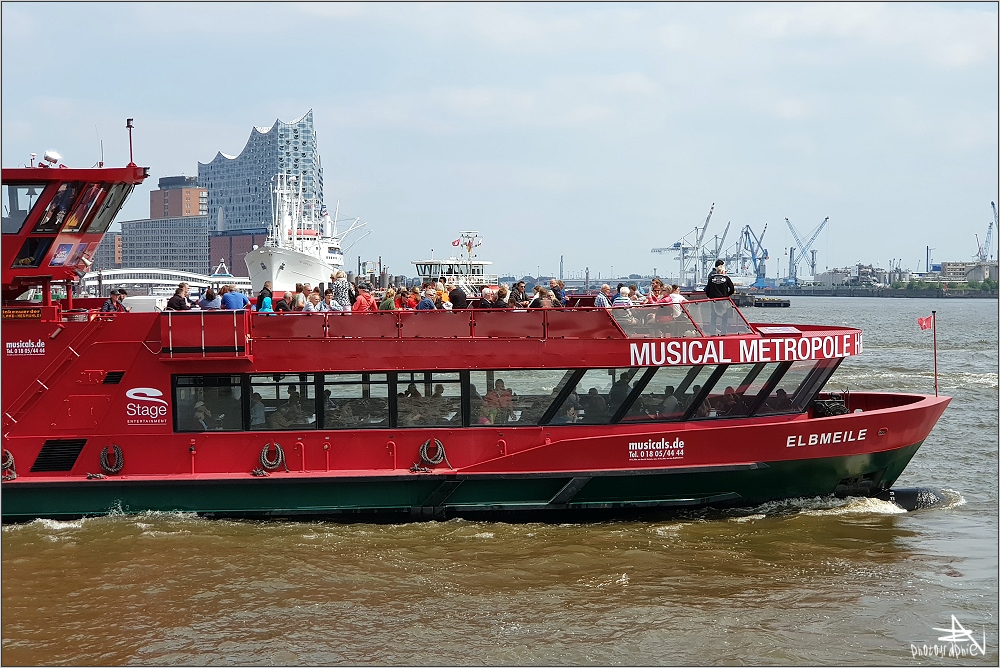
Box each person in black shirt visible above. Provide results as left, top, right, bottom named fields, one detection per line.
left=165, top=287, right=191, bottom=311
left=474, top=288, right=496, bottom=309
left=448, top=284, right=469, bottom=309
left=273, top=291, right=294, bottom=312
left=705, top=266, right=735, bottom=335
left=257, top=280, right=273, bottom=310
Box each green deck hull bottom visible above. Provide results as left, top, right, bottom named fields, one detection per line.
left=1, top=444, right=921, bottom=522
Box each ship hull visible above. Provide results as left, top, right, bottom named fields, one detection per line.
left=1, top=392, right=945, bottom=522
left=245, top=246, right=337, bottom=295
left=0, top=442, right=922, bottom=522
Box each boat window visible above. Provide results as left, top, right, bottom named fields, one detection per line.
left=546, top=368, right=641, bottom=425
left=621, top=364, right=714, bottom=423
left=32, top=182, right=80, bottom=233
left=699, top=363, right=775, bottom=419
left=60, top=183, right=106, bottom=233
left=322, top=373, right=390, bottom=429
left=611, top=303, right=701, bottom=339
left=248, top=373, right=317, bottom=431
left=794, top=357, right=842, bottom=412
left=680, top=300, right=753, bottom=337
left=86, top=183, right=135, bottom=235
left=11, top=237, right=54, bottom=269
left=2, top=183, right=47, bottom=234
left=174, top=375, right=245, bottom=432
left=756, top=360, right=817, bottom=415
left=468, top=369, right=572, bottom=426
left=397, top=371, right=462, bottom=427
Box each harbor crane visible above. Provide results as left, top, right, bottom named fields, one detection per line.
left=739, top=224, right=769, bottom=288
left=652, top=203, right=714, bottom=286
left=784, top=216, right=829, bottom=284
left=975, top=202, right=996, bottom=262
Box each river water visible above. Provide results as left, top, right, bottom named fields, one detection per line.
left=2, top=297, right=996, bottom=665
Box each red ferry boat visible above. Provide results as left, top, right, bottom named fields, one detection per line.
left=1, top=156, right=950, bottom=521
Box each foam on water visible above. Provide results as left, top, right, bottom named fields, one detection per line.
left=798, top=496, right=908, bottom=516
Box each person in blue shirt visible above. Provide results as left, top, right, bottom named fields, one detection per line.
left=220, top=285, right=250, bottom=310
left=416, top=289, right=437, bottom=310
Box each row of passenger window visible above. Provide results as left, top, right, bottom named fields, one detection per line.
left=171, top=359, right=840, bottom=433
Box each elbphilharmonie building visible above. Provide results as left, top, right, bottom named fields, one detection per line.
left=198, top=110, right=325, bottom=232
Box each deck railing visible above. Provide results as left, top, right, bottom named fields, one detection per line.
left=243, top=299, right=754, bottom=340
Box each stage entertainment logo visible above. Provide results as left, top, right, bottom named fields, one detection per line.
left=5, top=339, right=45, bottom=356
left=628, top=437, right=684, bottom=461
left=911, top=615, right=988, bottom=659
left=126, top=387, right=169, bottom=426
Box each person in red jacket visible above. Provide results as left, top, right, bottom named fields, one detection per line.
left=352, top=283, right=379, bottom=312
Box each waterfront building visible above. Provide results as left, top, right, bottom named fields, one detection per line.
left=150, top=175, right=207, bottom=219
left=92, top=232, right=122, bottom=271
left=198, top=109, right=324, bottom=233
left=210, top=228, right=268, bottom=277
left=121, top=215, right=209, bottom=274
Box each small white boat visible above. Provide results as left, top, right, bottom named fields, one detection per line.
left=411, top=231, right=498, bottom=291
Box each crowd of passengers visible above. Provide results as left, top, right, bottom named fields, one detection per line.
left=155, top=276, right=700, bottom=313
left=144, top=259, right=737, bottom=314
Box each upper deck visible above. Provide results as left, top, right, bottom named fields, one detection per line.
left=1, top=297, right=862, bottom=374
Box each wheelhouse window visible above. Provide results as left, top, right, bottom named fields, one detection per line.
left=11, top=238, right=54, bottom=269
left=174, top=375, right=244, bottom=432
left=2, top=183, right=46, bottom=234
left=397, top=371, right=461, bottom=427
left=86, top=183, right=134, bottom=235
left=32, top=182, right=80, bottom=233
left=249, top=373, right=317, bottom=431
left=60, top=183, right=106, bottom=233
left=323, top=373, right=390, bottom=429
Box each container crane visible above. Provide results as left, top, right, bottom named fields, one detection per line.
left=976, top=202, right=996, bottom=262
left=652, top=203, right=714, bottom=286
left=784, top=216, right=829, bottom=284
left=740, top=224, right=769, bottom=288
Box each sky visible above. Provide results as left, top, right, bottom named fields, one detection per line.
left=2, top=2, right=997, bottom=281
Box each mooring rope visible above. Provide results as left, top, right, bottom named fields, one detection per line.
left=2, top=449, right=16, bottom=481
left=100, top=445, right=124, bottom=474
left=260, top=442, right=289, bottom=472
left=418, top=438, right=454, bottom=470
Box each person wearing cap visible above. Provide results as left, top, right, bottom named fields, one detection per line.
left=100, top=288, right=129, bottom=313
left=352, top=282, right=379, bottom=312
left=193, top=400, right=212, bottom=430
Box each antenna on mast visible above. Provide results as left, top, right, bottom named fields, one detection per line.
left=126, top=118, right=135, bottom=166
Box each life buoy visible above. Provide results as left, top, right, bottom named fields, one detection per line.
left=100, top=445, right=124, bottom=474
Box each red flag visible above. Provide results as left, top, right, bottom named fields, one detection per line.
left=917, top=315, right=933, bottom=330
left=452, top=239, right=461, bottom=246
